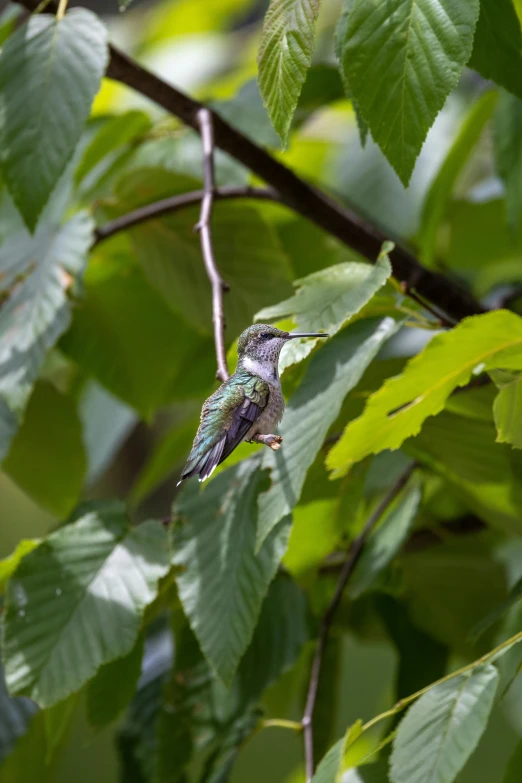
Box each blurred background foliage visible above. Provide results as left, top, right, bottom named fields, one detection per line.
left=2, top=0, right=522, bottom=782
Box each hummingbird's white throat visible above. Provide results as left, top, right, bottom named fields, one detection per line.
left=241, top=355, right=280, bottom=384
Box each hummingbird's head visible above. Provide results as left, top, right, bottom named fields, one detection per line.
left=237, top=324, right=328, bottom=364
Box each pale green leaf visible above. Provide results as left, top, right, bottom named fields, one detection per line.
left=0, top=212, right=93, bottom=461
left=390, top=665, right=498, bottom=783
left=0, top=10, right=108, bottom=230
left=350, top=478, right=421, bottom=598
left=257, top=0, right=321, bottom=145
left=256, top=253, right=392, bottom=371
left=494, top=91, right=522, bottom=233
left=86, top=634, right=144, bottom=729
left=2, top=502, right=170, bottom=707
left=327, top=310, right=522, bottom=478
left=469, top=0, right=522, bottom=100
left=257, top=317, right=400, bottom=548
left=4, top=382, right=86, bottom=517
left=173, top=459, right=292, bottom=686
left=311, top=737, right=344, bottom=783
left=341, top=0, right=480, bottom=185
left=420, top=91, right=498, bottom=266
left=493, top=374, right=522, bottom=449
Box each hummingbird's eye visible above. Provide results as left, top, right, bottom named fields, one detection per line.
left=260, top=332, right=272, bottom=340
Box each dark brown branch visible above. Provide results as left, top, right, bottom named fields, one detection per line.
left=301, top=462, right=417, bottom=781
left=92, top=186, right=280, bottom=247
left=17, top=0, right=485, bottom=324
left=195, top=109, right=229, bottom=383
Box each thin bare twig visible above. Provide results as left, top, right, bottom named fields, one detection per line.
left=92, top=185, right=280, bottom=247
left=301, top=461, right=417, bottom=781
left=195, top=109, right=230, bottom=383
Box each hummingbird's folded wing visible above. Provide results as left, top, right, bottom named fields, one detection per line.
left=179, top=374, right=269, bottom=483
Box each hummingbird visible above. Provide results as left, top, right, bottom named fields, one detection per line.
left=178, top=324, right=328, bottom=484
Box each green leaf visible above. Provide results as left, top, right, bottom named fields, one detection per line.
left=0, top=541, right=40, bottom=595
left=419, top=91, right=498, bottom=266
left=335, top=0, right=368, bottom=146
left=0, top=10, right=108, bottom=230
left=0, top=710, right=49, bottom=783
left=257, top=317, right=400, bottom=548
left=493, top=374, right=522, bottom=449
left=2, top=502, right=170, bottom=707
left=469, top=0, right=522, bottom=100
left=4, top=382, right=86, bottom=517
left=0, top=212, right=93, bottom=461
left=43, top=693, right=78, bottom=762
left=390, top=664, right=498, bottom=783
left=311, top=737, right=344, bottom=783
left=173, top=459, right=292, bottom=686
left=256, top=253, right=392, bottom=371
left=61, top=244, right=210, bottom=419
left=214, top=79, right=280, bottom=148
left=257, top=0, right=321, bottom=145
left=86, top=634, right=144, bottom=729
left=494, top=91, right=522, bottom=233
left=350, top=478, right=421, bottom=598
left=75, top=110, right=151, bottom=187
left=340, top=0, right=480, bottom=185
left=502, top=739, right=522, bottom=783
left=237, top=572, right=308, bottom=706
left=113, top=170, right=292, bottom=337
left=327, top=310, right=522, bottom=478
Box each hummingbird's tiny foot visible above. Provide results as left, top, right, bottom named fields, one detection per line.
left=250, top=434, right=283, bottom=450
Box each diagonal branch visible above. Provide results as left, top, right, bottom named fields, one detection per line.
left=301, top=461, right=417, bottom=781
left=195, top=108, right=230, bottom=383
left=92, top=185, right=280, bottom=247
left=17, top=0, right=485, bottom=325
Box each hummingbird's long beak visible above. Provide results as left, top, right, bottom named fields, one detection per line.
left=286, top=332, right=329, bottom=339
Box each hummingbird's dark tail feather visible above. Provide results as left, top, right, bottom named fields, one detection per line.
left=177, top=438, right=225, bottom=486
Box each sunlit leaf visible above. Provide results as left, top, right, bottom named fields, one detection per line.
left=327, top=311, right=522, bottom=477
left=3, top=502, right=170, bottom=707
left=390, top=665, right=498, bottom=783
left=173, top=459, right=292, bottom=685
left=0, top=10, right=108, bottom=229
left=340, top=0, right=479, bottom=184
left=258, top=0, right=321, bottom=145
left=493, top=373, right=522, bottom=449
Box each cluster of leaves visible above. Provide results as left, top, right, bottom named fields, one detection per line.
left=1, top=1, right=522, bottom=783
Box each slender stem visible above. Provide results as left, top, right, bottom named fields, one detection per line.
left=301, top=462, right=417, bottom=782
left=196, top=108, right=230, bottom=383
left=360, top=627, right=522, bottom=737
left=33, top=0, right=54, bottom=13
left=56, top=0, right=67, bottom=20
left=92, top=185, right=280, bottom=247
left=262, top=719, right=303, bottom=732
